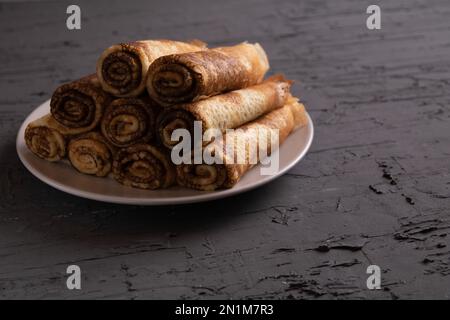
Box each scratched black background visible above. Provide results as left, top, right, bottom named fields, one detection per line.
left=0, top=0, right=449, bottom=299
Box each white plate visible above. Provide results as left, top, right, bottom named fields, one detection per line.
left=16, top=100, right=314, bottom=205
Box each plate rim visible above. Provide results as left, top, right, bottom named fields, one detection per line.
left=16, top=100, right=314, bottom=205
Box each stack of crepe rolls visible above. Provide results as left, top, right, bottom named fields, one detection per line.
left=146, top=42, right=269, bottom=106
left=176, top=98, right=308, bottom=191
left=97, top=40, right=206, bottom=97
left=24, top=39, right=308, bottom=191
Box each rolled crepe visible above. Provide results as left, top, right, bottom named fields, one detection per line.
left=176, top=98, right=308, bottom=191
left=68, top=132, right=116, bottom=177
left=146, top=42, right=269, bottom=106
left=50, top=75, right=111, bottom=134
left=113, top=143, right=176, bottom=189
left=156, top=75, right=292, bottom=149
left=101, top=97, right=158, bottom=148
left=97, top=40, right=206, bottom=97
left=24, top=114, right=73, bottom=162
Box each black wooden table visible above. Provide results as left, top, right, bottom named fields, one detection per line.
left=1, top=0, right=449, bottom=299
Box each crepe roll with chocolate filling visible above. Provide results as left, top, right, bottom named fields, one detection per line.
left=113, top=143, right=175, bottom=189
left=176, top=97, right=308, bottom=191
left=101, top=97, right=158, bottom=148
left=146, top=42, right=269, bottom=106
left=97, top=40, right=206, bottom=97
left=68, top=132, right=116, bottom=177
left=156, top=75, right=291, bottom=149
left=24, top=114, right=72, bottom=162
left=50, top=75, right=111, bottom=134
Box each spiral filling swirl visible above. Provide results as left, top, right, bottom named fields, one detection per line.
left=25, top=126, right=65, bottom=162
left=101, top=51, right=142, bottom=95
left=177, top=164, right=227, bottom=191
left=113, top=144, right=175, bottom=189
left=101, top=98, right=155, bottom=147
left=68, top=134, right=113, bottom=177
left=51, top=89, right=96, bottom=128
left=149, top=63, right=199, bottom=105
left=156, top=109, right=195, bottom=149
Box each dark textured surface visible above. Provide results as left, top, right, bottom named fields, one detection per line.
left=1, top=0, right=449, bottom=299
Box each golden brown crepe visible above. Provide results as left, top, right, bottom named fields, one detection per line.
left=113, top=143, right=176, bottom=189
left=146, top=42, right=269, bottom=106
left=97, top=40, right=206, bottom=97
left=24, top=114, right=73, bottom=162
left=50, top=75, right=111, bottom=134
left=156, top=75, right=292, bottom=149
left=101, top=97, right=159, bottom=148
left=176, top=97, right=308, bottom=190
left=68, top=132, right=116, bottom=177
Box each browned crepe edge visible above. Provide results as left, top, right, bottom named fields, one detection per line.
left=146, top=42, right=270, bottom=106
